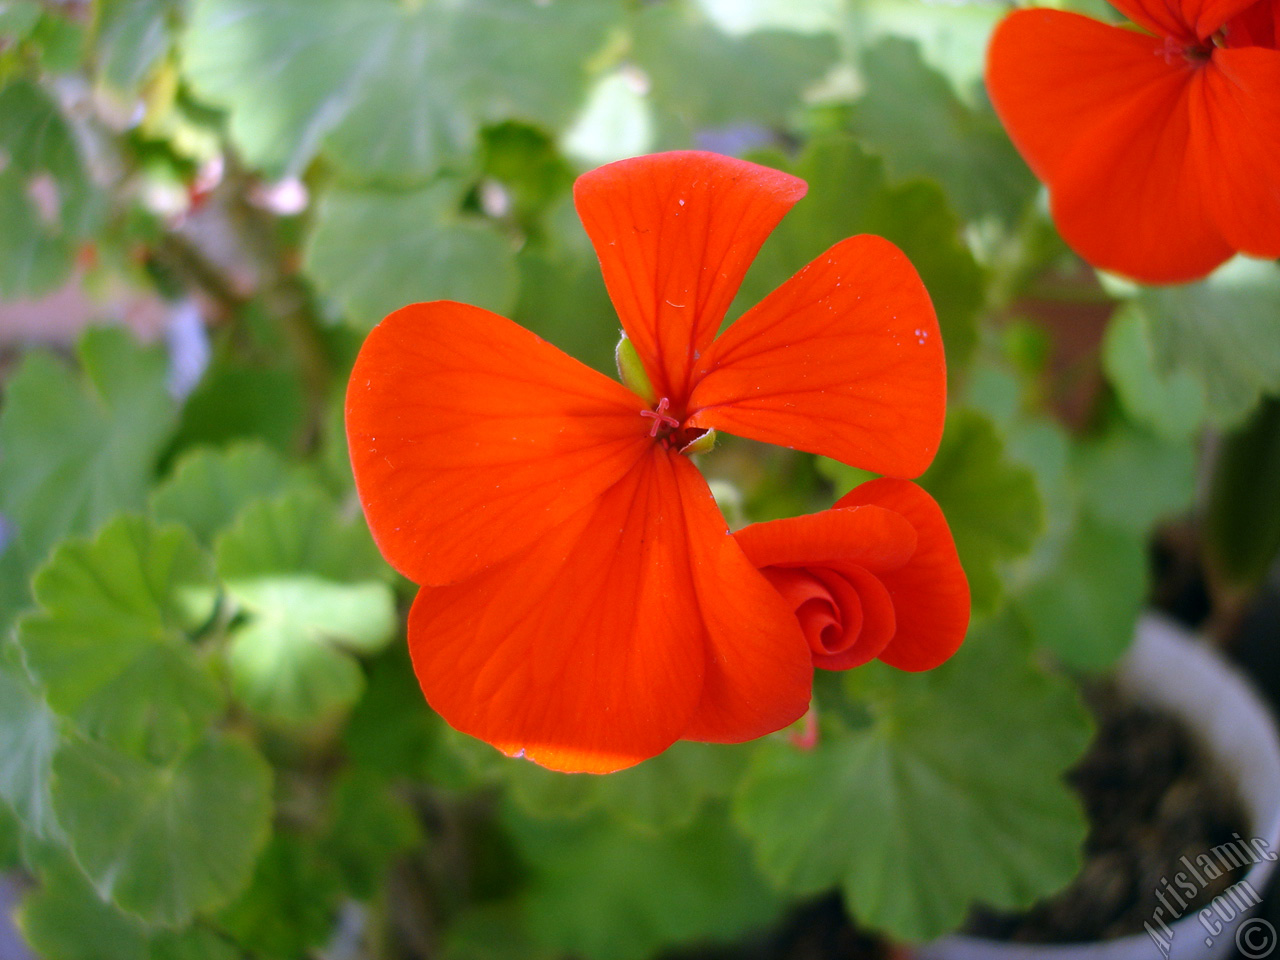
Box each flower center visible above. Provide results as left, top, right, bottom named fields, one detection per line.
left=640, top=397, right=681, bottom=438
left=639, top=397, right=713, bottom=453
left=1160, top=35, right=1214, bottom=64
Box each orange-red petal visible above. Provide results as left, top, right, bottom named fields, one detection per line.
left=986, top=10, right=1235, bottom=283
left=1109, top=0, right=1259, bottom=40
left=407, top=448, right=710, bottom=774
left=836, top=479, right=969, bottom=671
left=686, top=235, right=946, bottom=478
left=675, top=461, right=813, bottom=743
left=346, top=301, right=650, bottom=586
left=573, top=151, right=806, bottom=402
left=1225, top=0, right=1278, bottom=45
left=1194, top=48, right=1280, bottom=259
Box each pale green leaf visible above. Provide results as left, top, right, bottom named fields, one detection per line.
left=304, top=180, right=518, bottom=330
left=215, top=488, right=396, bottom=724
left=182, top=0, right=619, bottom=181
left=1136, top=257, right=1280, bottom=427
left=1102, top=307, right=1205, bottom=441
left=848, top=37, right=1036, bottom=224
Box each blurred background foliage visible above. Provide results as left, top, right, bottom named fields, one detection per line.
left=0, top=0, right=1278, bottom=957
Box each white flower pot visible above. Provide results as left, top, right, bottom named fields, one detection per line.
left=917, top=613, right=1280, bottom=960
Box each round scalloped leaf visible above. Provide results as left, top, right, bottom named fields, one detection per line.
left=733, top=616, right=1091, bottom=941
left=18, top=516, right=222, bottom=764
left=51, top=734, right=273, bottom=928
left=504, top=741, right=747, bottom=832
left=0, top=661, right=63, bottom=843
left=303, top=181, right=518, bottom=330
left=918, top=409, right=1043, bottom=616
left=215, top=488, right=396, bottom=724
left=181, top=0, right=619, bottom=182
left=507, top=806, right=784, bottom=960
left=1134, top=258, right=1280, bottom=429
left=151, top=442, right=305, bottom=546
left=0, top=329, right=177, bottom=631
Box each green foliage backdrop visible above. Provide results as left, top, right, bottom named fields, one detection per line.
left=1, top=0, right=1278, bottom=957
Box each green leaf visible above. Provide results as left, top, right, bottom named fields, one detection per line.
left=17, top=851, right=149, bottom=960
left=304, top=180, right=518, bottom=330
left=1135, top=258, right=1280, bottom=427
left=561, top=69, right=655, bottom=166
left=634, top=1, right=838, bottom=143
left=93, top=0, right=177, bottom=96
left=918, top=409, right=1043, bottom=616
left=1102, top=306, right=1205, bottom=442
left=734, top=616, right=1091, bottom=941
left=322, top=769, right=422, bottom=900
left=504, top=741, right=747, bottom=832
left=510, top=199, right=619, bottom=375
left=19, top=516, right=222, bottom=764
left=0, top=80, right=96, bottom=298
left=736, top=136, right=984, bottom=373
left=507, top=805, right=784, bottom=960
left=1205, top=397, right=1280, bottom=590
left=1015, top=515, right=1145, bottom=670
left=151, top=442, right=304, bottom=546
left=215, top=832, right=342, bottom=958
left=169, top=363, right=306, bottom=457
left=0, top=2, right=44, bottom=43
left=215, top=488, right=396, bottom=725
left=850, top=0, right=1005, bottom=97
left=0, top=328, right=177, bottom=630
left=182, top=0, right=619, bottom=182
left=51, top=734, right=273, bottom=927
left=1074, top=422, right=1196, bottom=535
left=847, top=37, right=1036, bottom=224
left=0, top=660, right=62, bottom=842
left=147, top=928, right=242, bottom=960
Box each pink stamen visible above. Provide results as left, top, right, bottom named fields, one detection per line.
left=640, top=397, right=680, bottom=438
left=789, top=707, right=819, bottom=751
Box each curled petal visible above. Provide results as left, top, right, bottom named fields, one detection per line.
left=346, top=301, right=649, bottom=586
left=733, top=503, right=917, bottom=573
left=687, top=235, right=946, bottom=478
left=763, top=565, right=898, bottom=671
left=574, top=151, right=806, bottom=402
left=986, top=9, right=1235, bottom=283
left=836, top=479, right=969, bottom=671
left=408, top=449, right=709, bottom=774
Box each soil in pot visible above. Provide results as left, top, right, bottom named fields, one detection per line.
left=965, top=681, right=1251, bottom=944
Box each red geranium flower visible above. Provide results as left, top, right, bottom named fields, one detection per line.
left=734, top=479, right=969, bottom=673
left=346, top=151, right=954, bottom=773
left=985, top=0, right=1280, bottom=284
